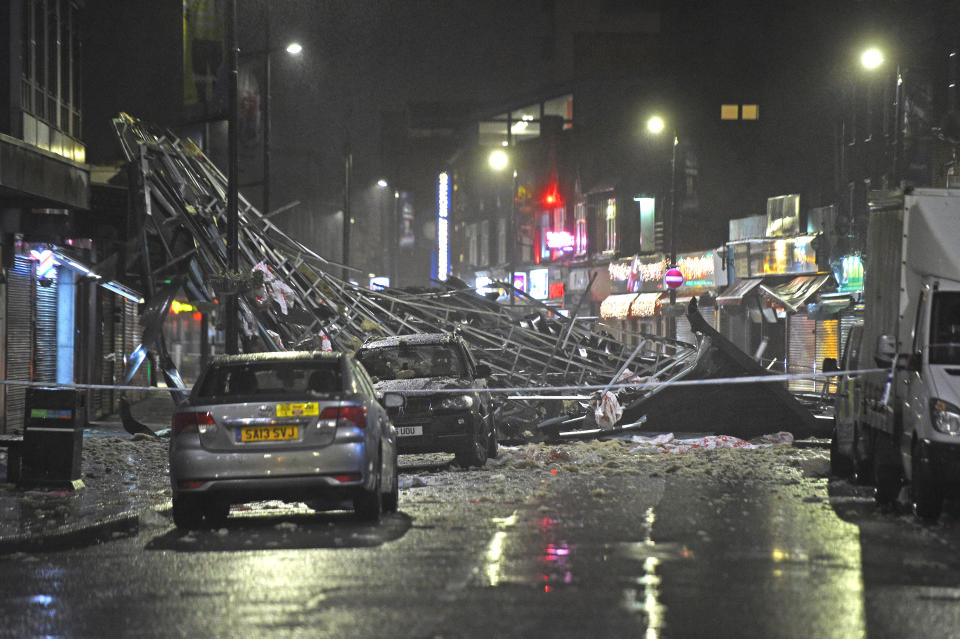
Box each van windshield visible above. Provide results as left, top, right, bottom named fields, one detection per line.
left=929, top=292, right=960, bottom=365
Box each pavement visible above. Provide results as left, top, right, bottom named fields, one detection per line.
left=0, top=393, right=177, bottom=555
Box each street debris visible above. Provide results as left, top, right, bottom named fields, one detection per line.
left=108, top=114, right=821, bottom=442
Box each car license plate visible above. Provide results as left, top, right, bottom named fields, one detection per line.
left=397, top=425, right=423, bottom=437
left=276, top=402, right=319, bottom=417
left=238, top=425, right=299, bottom=442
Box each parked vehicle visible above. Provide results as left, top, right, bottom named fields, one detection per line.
left=356, top=333, right=497, bottom=467
left=828, top=188, right=960, bottom=519
left=169, top=351, right=399, bottom=529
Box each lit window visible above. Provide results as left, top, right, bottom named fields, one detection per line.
left=604, top=199, right=617, bottom=253
left=574, top=203, right=588, bottom=256
left=742, top=104, right=759, bottom=120
left=721, top=104, right=739, bottom=120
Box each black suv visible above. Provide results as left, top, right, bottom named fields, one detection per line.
left=356, top=333, right=497, bottom=467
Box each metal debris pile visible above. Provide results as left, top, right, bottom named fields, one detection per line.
left=111, top=114, right=698, bottom=436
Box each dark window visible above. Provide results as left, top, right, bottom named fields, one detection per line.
left=357, top=344, right=465, bottom=381
left=930, top=292, right=960, bottom=365
left=196, top=361, right=343, bottom=400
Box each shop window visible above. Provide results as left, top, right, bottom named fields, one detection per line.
left=497, top=218, right=507, bottom=264
left=604, top=198, right=617, bottom=253
left=574, top=203, right=587, bottom=255
left=479, top=220, right=489, bottom=266
left=466, top=223, right=478, bottom=266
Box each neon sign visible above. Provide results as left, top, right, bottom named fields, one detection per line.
left=545, top=231, right=575, bottom=251
left=437, top=172, right=450, bottom=281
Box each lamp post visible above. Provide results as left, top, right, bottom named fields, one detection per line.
left=647, top=115, right=679, bottom=338
left=225, top=0, right=239, bottom=354
left=488, top=148, right=518, bottom=305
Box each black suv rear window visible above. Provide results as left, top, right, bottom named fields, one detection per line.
left=357, top=344, right=464, bottom=380
left=196, top=361, right=343, bottom=400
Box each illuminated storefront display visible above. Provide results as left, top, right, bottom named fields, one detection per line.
left=436, top=171, right=450, bottom=281
left=729, top=235, right=818, bottom=278
left=608, top=252, right=718, bottom=293
left=529, top=268, right=549, bottom=299
left=837, top=254, right=863, bottom=293
left=545, top=231, right=575, bottom=252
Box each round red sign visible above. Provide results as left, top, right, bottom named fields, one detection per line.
left=664, top=267, right=685, bottom=289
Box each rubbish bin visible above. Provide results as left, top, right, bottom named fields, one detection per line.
left=19, top=388, right=86, bottom=487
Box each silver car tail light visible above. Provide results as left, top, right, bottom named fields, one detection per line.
left=319, top=405, right=368, bottom=429
left=172, top=411, right=215, bottom=436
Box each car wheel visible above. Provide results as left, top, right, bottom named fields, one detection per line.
left=354, top=472, right=382, bottom=522
left=455, top=423, right=489, bottom=468
left=203, top=499, right=230, bottom=528
left=383, top=449, right=400, bottom=513
left=487, top=419, right=499, bottom=460
left=911, top=442, right=943, bottom=521
left=829, top=424, right=852, bottom=478
left=172, top=493, right=204, bottom=530
left=873, top=432, right=901, bottom=507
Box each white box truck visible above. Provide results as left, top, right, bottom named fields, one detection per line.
left=830, top=188, right=960, bottom=519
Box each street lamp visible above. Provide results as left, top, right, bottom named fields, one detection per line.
left=488, top=148, right=518, bottom=305
left=857, top=45, right=904, bottom=187
left=647, top=114, right=680, bottom=338
left=259, top=10, right=303, bottom=220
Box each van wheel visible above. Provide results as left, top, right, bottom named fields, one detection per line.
left=873, top=433, right=901, bottom=507
left=911, top=442, right=943, bottom=521
left=852, top=424, right=873, bottom=485
left=829, top=425, right=852, bottom=477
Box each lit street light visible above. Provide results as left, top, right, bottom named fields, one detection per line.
left=647, top=114, right=680, bottom=339
left=489, top=148, right=518, bottom=305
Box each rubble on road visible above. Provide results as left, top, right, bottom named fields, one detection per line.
left=108, top=114, right=821, bottom=442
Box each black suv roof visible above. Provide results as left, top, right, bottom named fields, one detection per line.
left=209, top=351, right=343, bottom=365
left=360, top=333, right=461, bottom=349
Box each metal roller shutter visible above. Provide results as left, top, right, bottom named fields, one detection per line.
left=675, top=315, right=697, bottom=346
left=787, top=315, right=816, bottom=392
left=5, top=256, right=34, bottom=432
left=815, top=319, right=840, bottom=394
left=97, top=292, right=116, bottom=417
left=35, top=274, right=58, bottom=383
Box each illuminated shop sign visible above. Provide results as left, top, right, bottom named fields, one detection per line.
left=29, top=249, right=57, bottom=278
left=529, top=268, right=549, bottom=299
left=838, top=254, right=863, bottom=292
left=369, top=276, right=390, bottom=290
left=436, top=171, right=450, bottom=281
left=513, top=271, right=527, bottom=293
left=549, top=282, right=565, bottom=298
left=676, top=253, right=715, bottom=287
left=545, top=231, right=575, bottom=251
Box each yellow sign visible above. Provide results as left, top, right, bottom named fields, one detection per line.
left=276, top=402, right=319, bottom=417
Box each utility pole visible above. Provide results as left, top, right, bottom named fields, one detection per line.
left=263, top=6, right=271, bottom=218
left=342, top=144, right=352, bottom=282
left=225, top=0, right=240, bottom=355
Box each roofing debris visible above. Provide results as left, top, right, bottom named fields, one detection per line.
left=112, top=114, right=820, bottom=441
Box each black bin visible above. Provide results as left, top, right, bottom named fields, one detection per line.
left=19, top=388, right=86, bottom=486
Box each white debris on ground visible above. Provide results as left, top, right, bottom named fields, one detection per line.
left=79, top=434, right=171, bottom=509
left=400, top=433, right=831, bottom=508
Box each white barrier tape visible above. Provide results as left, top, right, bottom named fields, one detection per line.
left=0, top=367, right=886, bottom=397
left=0, top=379, right=180, bottom=393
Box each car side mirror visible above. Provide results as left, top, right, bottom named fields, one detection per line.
left=874, top=334, right=897, bottom=367
left=475, top=363, right=491, bottom=379
left=382, top=393, right=404, bottom=410
left=822, top=357, right=839, bottom=374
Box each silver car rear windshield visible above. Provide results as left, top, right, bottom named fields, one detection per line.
left=195, top=362, right=344, bottom=401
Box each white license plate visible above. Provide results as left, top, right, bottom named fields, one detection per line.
left=397, top=425, right=423, bottom=437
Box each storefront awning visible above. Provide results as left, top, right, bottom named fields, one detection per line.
left=716, top=278, right=763, bottom=306
left=600, top=292, right=661, bottom=319
left=758, top=273, right=833, bottom=313
left=54, top=251, right=145, bottom=303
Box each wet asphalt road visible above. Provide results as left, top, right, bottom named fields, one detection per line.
left=3, top=457, right=960, bottom=639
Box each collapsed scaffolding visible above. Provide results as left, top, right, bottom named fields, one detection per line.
left=110, top=114, right=699, bottom=437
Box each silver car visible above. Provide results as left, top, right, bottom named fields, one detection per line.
left=169, top=351, right=398, bottom=529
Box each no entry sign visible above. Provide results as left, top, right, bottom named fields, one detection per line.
left=664, top=267, right=685, bottom=289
